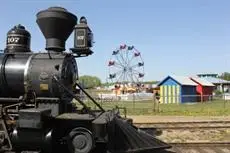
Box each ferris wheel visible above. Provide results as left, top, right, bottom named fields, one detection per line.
left=107, top=44, right=144, bottom=87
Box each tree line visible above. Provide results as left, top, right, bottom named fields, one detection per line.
left=219, top=72, right=230, bottom=81
left=79, top=75, right=101, bottom=89
left=78, top=75, right=159, bottom=89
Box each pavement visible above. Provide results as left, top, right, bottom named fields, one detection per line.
left=127, top=115, right=230, bottom=123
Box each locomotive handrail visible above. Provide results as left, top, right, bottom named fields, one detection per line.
left=0, top=98, right=22, bottom=103
left=75, top=83, right=105, bottom=112
left=53, top=76, right=97, bottom=116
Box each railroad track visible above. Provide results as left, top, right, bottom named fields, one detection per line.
left=135, top=121, right=230, bottom=152
left=165, top=142, right=230, bottom=153
left=135, top=121, right=230, bottom=130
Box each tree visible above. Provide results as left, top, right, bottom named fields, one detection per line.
left=143, top=81, right=159, bottom=84
left=79, top=75, right=101, bottom=89
left=219, top=72, right=230, bottom=81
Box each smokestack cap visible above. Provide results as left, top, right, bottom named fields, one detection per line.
left=36, top=7, right=77, bottom=52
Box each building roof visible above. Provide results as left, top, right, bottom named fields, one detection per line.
left=197, top=74, right=218, bottom=78
left=190, top=77, right=215, bottom=86
left=199, top=77, right=230, bottom=84
left=158, top=75, right=197, bottom=86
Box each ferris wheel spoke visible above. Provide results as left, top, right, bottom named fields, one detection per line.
left=132, top=70, right=143, bottom=76
left=132, top=68, right=142, bottom=72
left=122, top=72, right=126, bottom=82
left=131, top=72, right=140, bottom=82
left=117, top=72, right=124, bottom=83
left=130, top=64, right=139, bottom=69
left=124, top=72, right=129, bottom=84
left=127, top=55, right=135, bottom=66
left=132, top=71, right=142, bottom=76
left=132, top=70, right=145, bottom=79
left=114, top=54, right=125, bottom=67
left=126, top=73, right=131, bottom=83
left=129, top=62, right=144, bottom=70
left=125, top=73, right=130, bottom=82
left=115, top=57, right=123, bottom=67
left=119, top=54, right=127, bottom=66
left=119, top=50, right=128, bottom=66
left=122, top=72, right=126, bottom=83
left=125, top=48, right=129, bottom=65
left=131, top=71, right=140, bottom=76
left=134, top=71, right=145, bottom=78
left=114, top=70, right=123, bottom=76
left=127, top=71, right=135, bottom=83
left=113, top=63, right=123, bottom=68
left=126, top=48, right=132, bottom=66
left=127, top=46, right=135, bottom=65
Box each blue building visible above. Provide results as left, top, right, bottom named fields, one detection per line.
left=158, top=75, right=198, bottom=103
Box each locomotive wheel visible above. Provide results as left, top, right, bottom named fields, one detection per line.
left=68, top=127, right=94, bottom=153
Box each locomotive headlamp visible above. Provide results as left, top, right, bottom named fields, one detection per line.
left=71, top=16, right=94, bottom=57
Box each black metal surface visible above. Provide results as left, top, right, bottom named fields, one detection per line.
left=0, top=54, right=9, bottom=95
left=36, top=7, right=77, bottom=52
left=18, top=108, right=51, bottom=129
left=28, top=53, right=77, bottom=99
left=107, top=117, right=171, bottom=153
left=4, top=54, right=31, bottom=96
left=0, top=52, right=77, bottom=101
left=0, top=53, right=31, bottom=96
left=68, top=127, right=94, bottom=153
left=36, top=98, right=61, bottom=117
left=11, top=128, right=52, bottom=152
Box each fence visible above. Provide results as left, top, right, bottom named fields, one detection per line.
left=73, top=93, right=230, bottom=116
left=84, top=93, right=225, bottom=103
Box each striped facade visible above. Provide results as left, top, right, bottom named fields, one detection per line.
left=158, top=76, right=197, bottom=104
left=160, top=85, right=180, bottom=103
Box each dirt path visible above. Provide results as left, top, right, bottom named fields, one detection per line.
left=127, top=115, right=230, bottom=123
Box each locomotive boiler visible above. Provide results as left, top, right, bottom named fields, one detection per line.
left=0, top=7, right=170, bottom=153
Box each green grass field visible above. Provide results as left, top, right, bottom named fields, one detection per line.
left=74, top=99, right=230, bottom=116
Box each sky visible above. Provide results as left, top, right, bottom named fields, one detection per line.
left=0, top=0, right=230, bottom=82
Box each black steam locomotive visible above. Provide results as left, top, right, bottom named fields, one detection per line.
left=0, top=7, right=170, bottom=153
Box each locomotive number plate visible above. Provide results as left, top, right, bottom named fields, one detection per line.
left=40, top=84, right=49, bottom=91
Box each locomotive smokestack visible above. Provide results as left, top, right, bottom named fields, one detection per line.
left=36, top=7, right=77, bottom=52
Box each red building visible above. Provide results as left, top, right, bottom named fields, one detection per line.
left=190, top=77, right=215, bottom=102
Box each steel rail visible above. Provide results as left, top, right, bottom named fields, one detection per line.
left=169, top=142, right=230, bottom=147
left=134, top=120, right=230, bottom=125
left=139, top=126, right=230, bottom=130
